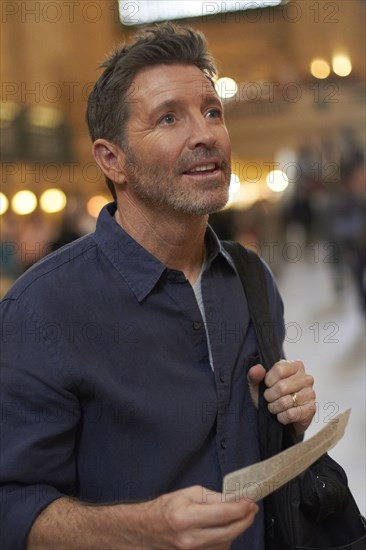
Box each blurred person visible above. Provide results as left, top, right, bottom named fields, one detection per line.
left=50, top=208, right=85, bottom=252
left=1, top=23, right=316, bottom=550
left=285, top=142, right=319, bottom=244
left=328, top=165, right=365, bottom=311
left=337, top=132, right=365, bottom=310
left=314, top=132, right=365, bottom=309
left=0, top=214, right=23, bottom=295
left=16, top=211, right=57, bottom=272
left=339, top=128, right=364, bottom=183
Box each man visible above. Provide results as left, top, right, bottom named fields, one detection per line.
left=0, top=23, right=316, bottom=549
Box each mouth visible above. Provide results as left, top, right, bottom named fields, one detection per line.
left=183, top=160, right=222, bottom=176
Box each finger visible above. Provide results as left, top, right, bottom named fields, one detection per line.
left=179, top=505, right=258, bottom=550
left=264, top=371, right=314, bottom=403
left=178, top=485, right=258, bottom=520
left=264, top=359, right=304, bottom=388
left=187, top=500, right=259, bottom=529
left=276, top=401, right=317, bottom=428
left=266, top=386, right=315, bottom=415
left=169, top=500, right=258, bottom=550
left=247, top=364, right=266, bottom=409
left=189, top=506, right=259, bottom=548
left=247, top=364, right=266, bottom=386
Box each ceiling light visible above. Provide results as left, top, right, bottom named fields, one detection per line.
left=11, top=190, right=37, bottom=215
left=40, top=189, right=67, bottom=213
left=310, top=59, right=331, bottom=79
left=0, top=192, right=9, bottom=215
left=333, top=55, right=352, bottom=77
left=266, top=170, right=289, bottom=192
left=87, top=195, right=109, bottom=218
left=215, top=77, right=238, bottom=100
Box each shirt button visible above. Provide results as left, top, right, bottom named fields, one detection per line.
left=220, top=439, right=227, bottom=450
left=219, top=374, right=225, bottom=383
left=192, top=321, right=202, bottom=331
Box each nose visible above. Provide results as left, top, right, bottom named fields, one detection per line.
left=186, top=114, right=217, bottom=150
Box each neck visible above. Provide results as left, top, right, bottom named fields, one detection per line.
left=114, top=195, right=208, bottom=285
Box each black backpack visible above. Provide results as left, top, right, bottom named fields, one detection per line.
left=222, top=241, right=366, bottom=550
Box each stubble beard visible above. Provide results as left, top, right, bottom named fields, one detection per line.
left=123, top=146, right=231, bottom=217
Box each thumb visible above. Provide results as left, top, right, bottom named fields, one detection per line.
left=247, top=364, right=266, bottom=409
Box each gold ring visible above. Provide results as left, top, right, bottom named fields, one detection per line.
left=291, top=392, right=299, bottom=407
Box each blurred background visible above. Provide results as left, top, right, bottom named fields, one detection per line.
left=1, top=0, right=365, bottom=513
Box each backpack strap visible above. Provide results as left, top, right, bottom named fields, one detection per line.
left=221, top=241, right=281, bottom=367
left=221, top=240, right=291, bottom=458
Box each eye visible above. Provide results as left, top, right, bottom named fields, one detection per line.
left=159, top=113, right=176, bottom=125
left=206, top=108, right=222, bottom=119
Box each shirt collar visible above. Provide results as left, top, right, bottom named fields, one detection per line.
left=204, top=224, right=237, bottom=272
left=93, top=203, right=235, bottom=302
left=93, top=203, right=165, bottom=302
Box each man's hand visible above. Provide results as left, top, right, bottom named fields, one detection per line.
left=247, top=359, right=316, bottom=434
left=141, top=485, right=259, bottom=549
left=28, top=486, right=259, bottom=550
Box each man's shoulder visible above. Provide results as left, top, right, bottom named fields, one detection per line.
left=2, top=233, right=98, bottom=303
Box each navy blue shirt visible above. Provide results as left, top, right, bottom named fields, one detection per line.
left=0, top=203, right=285, bottom=549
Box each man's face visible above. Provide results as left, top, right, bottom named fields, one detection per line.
left=121, top=64, right=232, bottom=217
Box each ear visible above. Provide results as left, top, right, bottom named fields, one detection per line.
left=92, top=139, right=126, bottom=185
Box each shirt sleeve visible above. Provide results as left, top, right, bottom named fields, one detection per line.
left=0, top=296, right=80, bottom=550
